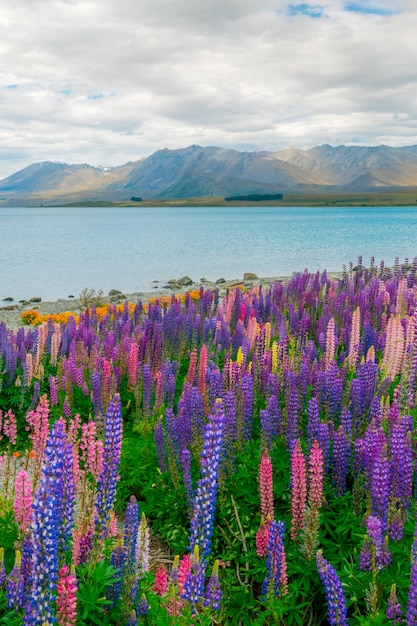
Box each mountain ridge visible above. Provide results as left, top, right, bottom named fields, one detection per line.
left=1, top=143, right=417, bottom=204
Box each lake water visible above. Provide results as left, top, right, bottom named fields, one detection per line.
left=1, top=205, right=417, bottom=302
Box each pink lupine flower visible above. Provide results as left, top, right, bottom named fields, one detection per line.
left=67, top=413, right=81, bottom=445
left=13, top=470, right=33, bottom=533
left=186, top=350, right=198, bottom=386
left=308, top=440, right=324, bottom=510
left=80, top=421, right=103, bottom=481
left=178, top=553, right=192, bottom=596
left=347, top=307, right=360, bottom=370
left=259, top=451, right=274, bottom=521
left=50, top=324, right=62, bottom=366
left=57, top=564, right=77, bottom=626
left=291, top=440, right=307, bottom=540
left=325, top=318, right=336, bottom=370
left=3, top=410, right=17, bottom=446
left=154, top=565, right=168, bottom=596
left=198, top=344, right=208, bottom=397
left=127, top=342, right=138, bottom=390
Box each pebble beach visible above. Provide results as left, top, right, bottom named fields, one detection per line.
left=0, top=271, right=343, bottom=332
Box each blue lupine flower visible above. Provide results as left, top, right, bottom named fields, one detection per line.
left=95, top=394, right=123, bottom=538
left=23, top=419, right=66, bottom=625
left=262, top=521, right=285, bottom=599
left=188, top=399, right=225, bottom=567
left=316, top=551, right=348, bottom=626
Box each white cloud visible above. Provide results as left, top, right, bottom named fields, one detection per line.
left=0, top=0, right=417, bottom=177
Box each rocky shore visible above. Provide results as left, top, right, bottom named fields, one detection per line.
left=0, top=271, right=342, bottom=332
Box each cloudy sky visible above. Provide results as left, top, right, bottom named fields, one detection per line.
left=1, top=0, right=416, bottom=178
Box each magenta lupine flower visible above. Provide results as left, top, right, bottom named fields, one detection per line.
left=188, top=399, right=225, bottom=566
left=154, top=565, right=168, bottom=596
left=14, top=470, right=33, bottom=533
left=262, top=520, right=286, bottom=599
left=316, top=551, right=348, bottom=626
left=57, top=565, right=77, bottom=626
left=24, top=419, right=66, bottom=625
left=95, top=393, right=123, bottom=538
left=259, top=450, right=274, bottom=522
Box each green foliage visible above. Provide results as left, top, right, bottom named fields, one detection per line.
left=76, top=560, right=120, bottom=625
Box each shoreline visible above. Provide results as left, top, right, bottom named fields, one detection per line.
left=0, top=272, right=343, bottom=332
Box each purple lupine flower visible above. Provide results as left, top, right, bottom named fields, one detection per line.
left=91, top=370, right=103, bottom=416
left=123, top=497, right=140, bottom=609
left=307, top=397, right=320, bottom=449
left=371, top=446, right=390, bottom=532
left=262, top=520, right=286, bottom=599
left=316, top=551, right=348, bottom=626
left=204, top=560, right=222, bottom=610
left=6, top=551, right=25, bottom=609
left=58, top=438, right=75, bottom=559
left=260, top=409, right=274, bottom=452
left=180, top=448, right=194, bottom=516
left=49, top=375, right=59, bottom=405
left=95, top=394, right=123, bottom=539
left=31, top=381, right=40, bottom=409
left=389, top=509, right=404, bottom=542
left=23, top=419, right=66, bottom=625
left=387, top=584, right=403, bottom=623
left=407, top=533, right=417, bottom=624
left=317, top=422, right=331, bottom=475
left=390, top=417, right=413, bottom=512
left=267, top=394, right=282, bottom=437
left=107, top=540, right=125, bottom=608
left=360, top=515, right=391, bottom=572
left=286, top=382, right=299, bottom=452
left=332, top=425, right=348, bottom=497
left=154, top=421, right=168, bottom=473
left=142, top=364, right=152, bottom=414
left=188, top=399, right=225, bottom=566
left=240, top=374, right=254, bottom=441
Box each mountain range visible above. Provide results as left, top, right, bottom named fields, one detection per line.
left=2, top=143, right=417, bottom=205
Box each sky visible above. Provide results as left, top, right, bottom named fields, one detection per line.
left=1, top=0, right=416, bottom=178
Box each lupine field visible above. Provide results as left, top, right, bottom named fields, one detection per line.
left=3, top=258, right=417, bottom=624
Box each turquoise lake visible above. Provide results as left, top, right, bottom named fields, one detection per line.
left=2, top=205, right=417, bottom=302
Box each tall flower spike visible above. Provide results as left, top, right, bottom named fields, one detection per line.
left=204, top=559, right=222, bottom=610
left=13, top=470, right=33, bottom=533
left=188, top=399, right=225, bottom=567
left=259, top=450, right=274, bottom=521
left=95, top=393, right=123, bottom=539
left=290, top=440, right=307, bottom=540
left=23, top=419, right=66, bottom=625
left=262, top=520, right=286, bottom=599
left=57, top=565, right=77, bottom=626
left=316, top=551, right=348, bottom=626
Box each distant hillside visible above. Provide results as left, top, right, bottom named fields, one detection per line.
left=1, top=143, right=417, bottom=205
